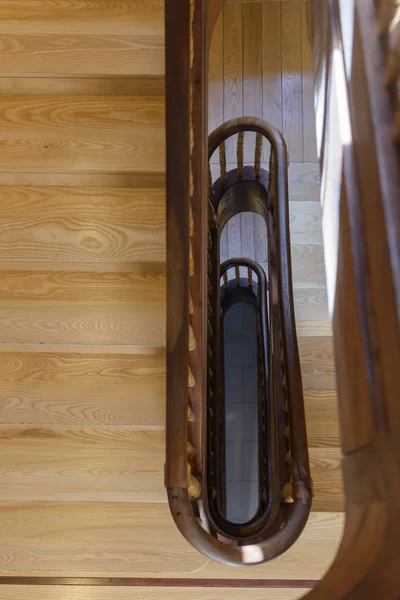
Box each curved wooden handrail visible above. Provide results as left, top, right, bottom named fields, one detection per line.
left=166, top=94, right=311, bottom=561
left=166, top=0, right=399, bottom=581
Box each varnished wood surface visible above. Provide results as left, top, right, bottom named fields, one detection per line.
left=0, top=504, right=343, bottom=579
left=0, top=186, right=165, bottom=264
left=0, top=424, right=342, bottom=510
left=0, top=0, right=164, bottom=35
left=0, top=587, right=312, bottom=599
left=0, top=95, right=164, bottom=173
left=0, top=0, right=342, bottom=583
left=210, top=1, right=317, bottom=162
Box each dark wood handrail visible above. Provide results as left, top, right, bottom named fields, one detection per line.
left=166, top=0, right=399, bottom=582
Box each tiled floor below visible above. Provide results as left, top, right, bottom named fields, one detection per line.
left=223, top=302, right=259, bottom=523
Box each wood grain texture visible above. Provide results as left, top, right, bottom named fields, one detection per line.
left=0, top=502, right=207, bottom=575
left=288, top=163, right=321, bottom=201
left=0, top=186, right=165, bottom=264
left=0, top=171, right=166, bottom=189
left=0, top=506, right=343, bottom=579
left=0, top=427, right=165, bottom=502
left=223, top=3, right=243, bottom=162
left=299, top=337, right=336, bottom=390
left=304, top=390, right=340, bottom=448
left=296, top=320, right=332, bottom=336
left=293, top=288, right=329, bottom=321
left=209, top=11, right=224, bottom=136
left=0, top=587, right=312, bottom=599
left=282, top=1, right=303, bottom=161
left=309, top=447, right=344, bottom=512
left=0, top=77, right=165, bottom=97
left=0, top=353, right=165, bottom=427
left=301, top=1, right=318, bottom=161
left=243, top=3, right=263, bottom=162
left=262, top=3, right=283, bottom=133
left=0, top=0, right=164, bottom=35
left=289, top=201, right=322, bottom=244
left=0, top=426, right=342, bottom=508
left=0, top=301, right=164, bottom=347
left=0, top=35, right=164, bottom=76
left=0, top=95, right=164, bottom=173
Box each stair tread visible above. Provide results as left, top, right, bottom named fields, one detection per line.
left=0, top=502, right=343, bottom=579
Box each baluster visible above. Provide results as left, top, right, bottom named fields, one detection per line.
left=187, top=462, right=201, bottom=499
left=188, top=366, right=195, bottom=389
left=189, top=324, right=196, bottom=351
left=208, top=164, right=214, bottom=200
left=187, top=405, right=195, bottom=422
left=235, top=265, right=240, bottom=285
left=189, top=241, right=194, bottom=276
left=189, top=292, right=194, bottom=315
left=255, top=132, right=263, bottom=178
left=219, top=140, right=227, bottom=186
left=237, top=131, right=244, bottom=177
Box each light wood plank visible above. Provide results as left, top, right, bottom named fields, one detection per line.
left=0, top=353, right=165, bottom=427
left=0, top=0, right=164, bottom=35
left=301, top=1, right=318, bottom=161
left=290, top=243, right=327, bottom=288
left=262, top=3, right=283, bottom=133
left=282, top=1, right=303, bottom=161
left=304, top=390, right=340, bottom=448
left=309, top=447, right=343, bottom=512
left=223, top=3, right=243, bottom=162
left=289, top=162, right=321, bottom=202
left=0, top=76, right=164, bottom=96
left=226, top=214, right=242, bottom=259
left=243, top=3, right=263, bottom=162
left=240, top=213, right=256, bottom=259
left=209, top=11, right=224, bottom=135
left=0, top=269, right=164, bottom=302
left=0, top=300, right=164, bottom=347
left=299, top=337, right=336, bottom=390
left=0, top=427, right=165, bottom=502
left=293, top=288, right=329, bottom=321
left=0, top=505, right=343, bottom=579
left=0, top=35, right=164, bottom=76
left=0, top=95, right=164, bottom=173
left=0, top=588, right=312, bottom=600
left=289, top=201, right=322, bottom=244
left=0, top=171, right=166, bottom=188
left=0, top=426, right=342, bottom=508
left=0, top=502, right=206, bottom=575
left=0, top=186, right=165, bottom=264
left=296, top=320, right=332, bottom=336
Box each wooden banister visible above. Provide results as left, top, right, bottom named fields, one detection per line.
left=166, top=0, right=399, bottom=583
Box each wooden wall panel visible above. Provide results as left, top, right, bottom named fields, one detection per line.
left=243, top=3, right=263, bottom=161
left=209, top=11, right=224, bottom=136
left=301, top=1, right=318, bottom=161
left=262, top=3, right=283, bottom=132
left=223, top=4, right=243, bottom=161
left=282, top=1, right=303, bottom=161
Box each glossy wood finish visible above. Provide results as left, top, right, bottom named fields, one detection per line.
left=307, top=0, right=400, bottom=597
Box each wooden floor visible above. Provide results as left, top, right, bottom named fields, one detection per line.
left=0, top=1, right=342, bottom=598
